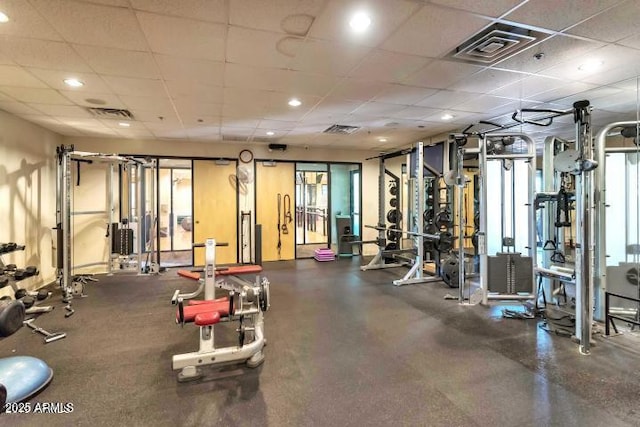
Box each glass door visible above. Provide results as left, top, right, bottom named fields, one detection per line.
left=295, top=163, right=329, bottom=258
left=158, top=159, right=193, bottom=267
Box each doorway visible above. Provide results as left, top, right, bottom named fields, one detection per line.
left=157, top=159, right=193, bottom=267
left=295, top=164, right=329, bottom=258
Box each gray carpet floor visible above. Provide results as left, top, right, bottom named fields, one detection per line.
left=1, top=258, right=639, bottom=426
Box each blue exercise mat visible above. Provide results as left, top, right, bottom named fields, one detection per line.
left=0, top=356, right=53, bottom=403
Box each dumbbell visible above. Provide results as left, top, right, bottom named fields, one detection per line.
left=14, top=289, right=49, bottom=301
left=0, top=276, right=8, bottom=289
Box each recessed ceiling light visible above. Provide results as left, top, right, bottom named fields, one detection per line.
left=441, top=113, right=455, bottom=121
left=349, top=11, right=371, bottom=32
left=85, top=98, right=106, bottom=105
left=578, top=59, right=603, bottom=72
left=118, top=122, right=130, bottom=127
left=266, top=131, right=275, bottom=136
left=0, top=12, right=9, bottom=23
left=64, top=78, right=84, bottom=88
left=378, top=137, right=387, bottom=142
left=288, top=98, right=301, bottom=107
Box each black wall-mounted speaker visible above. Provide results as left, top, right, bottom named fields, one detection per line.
left=268, top=143, right=287, bottom=151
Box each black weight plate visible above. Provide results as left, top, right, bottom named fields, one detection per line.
left=0, top=300, right=25, bottom=337
left=440, top=256, right=460, bottom=288
left=389, top=198, right=398, bottom=208
left=386, top=210, right=402, bottom=224
left=13, top=270, right=26, bottom=281
left=423, top=209, right=434, bottom=224
left=435, top=211, right=452, bottom=229
left=0, top=276, right=8, bottom=288
left=22, top=296, right=35, bottom=309
left=386, top=230, right=401, bottom=241
left=389, top=185, right=398, bottom=196
left=14, top=289, right=27, bottom=299
left=435, top=231, right=453, bottom=253
left=37, top=289, right=49, bottom=301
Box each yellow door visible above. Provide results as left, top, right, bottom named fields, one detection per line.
left=193, top=160, right=237, bottom=265
left=256, top=162, right=295, bottom=261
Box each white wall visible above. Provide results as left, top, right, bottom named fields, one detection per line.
left=64, top=137, right=385, bottom=257
left=0, top=111, right=61, bottom=298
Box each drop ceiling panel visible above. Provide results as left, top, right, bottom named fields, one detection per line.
left=504, top=0, right=621, bottom=31
left=185, top=126, right=221, bottom=139
left=371, top=84, right=437, bottom=106
left=73, top=45, right=160, bottom=78
left=137, top=12, right=226, bottom=61
left=0, top=0, right=63, bottom=41
left=173, top=100, right=223, bottom=118
left=283, top=71, right=338, bottom=98
left=0, top=87, right=73, bottom=104
left=492, top=35, right=604, bottom=74
left=137, top=110, right=181, bottom=124
left=155, top=55, right=224, bottom=85
left=328, top=78, right=387, bottom=101
left=402, top=59, right=483, bottom=89
left=103, top=76, right=166, bottom=97
left=222, top=103, right=266, bottom=119
left=449, top=68, right=526, bottom=94
left=221, top=116, right=261, bottom=129
left=227, top=27, right=298, bottom=69
left=430, top=0, right=524, bottom=18
left=527, top=81, right=598, bottom=103
left=119, top=95, right=174, bottom=112
left=223, top=87, right=271, bottom=108
left=490, top=75, right=568, bottom=99
left=0, top=66, right=47, bottom=88
left=453, top=94, right=518, bottom=113
left=26, top=68, right=112, bottom=93
left=166, top=82, right=223, bottom=103
left=29, top=104, right=93, bottom=118
left=229, top=0, right=326, bottom=34
left=351, top=101, right=408, bottom=117
left=0, top=39, right=91, bottom=71
left=0, top=101, right=42, bottom=115
left=60, top=90, right=125, bottom=108
left=381, top=4, right=491, bottom=58
left=304, top=97, right=363, bottom=119
left=349, top=51, right=432, bottom=84
left=619, top=33, right=640, bottom=50
left=152, top=129, right=190, bottom=139
left=309, top=0, right=421, bottom=47
left=30, top=0, right=148, bottom=50
left=416, top=90, right=478, bottom=109
left=131, top=0, right=227, bottom=23
left=288, top=39, right=372, bottom=77
left=390, top=106, right=440, bottom=120
left=566, top=1, right=639, bottom=42
left=223, top=63, right=281, bottom=91
left=257, top=119, right=298, bottom=130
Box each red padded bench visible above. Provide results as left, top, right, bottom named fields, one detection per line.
left=178, top=298, right=229, bottom=325
left=177, top=265, right=263, bottom=281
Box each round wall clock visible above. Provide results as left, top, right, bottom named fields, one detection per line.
left=239, top=149, right=253, bottom=163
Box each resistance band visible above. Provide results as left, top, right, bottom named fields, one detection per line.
left=277, top=193, right=282, bottom=258
left=282, top=194, right=292, bottom=234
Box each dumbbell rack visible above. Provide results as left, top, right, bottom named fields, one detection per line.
left=0, top=243, right=49, bottom=314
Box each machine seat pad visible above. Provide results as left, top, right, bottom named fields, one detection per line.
left=188, top=297, right=228, bottom=306
left=177, top=270, right=200, bottom=281
left=178, top=301, right=229, bottom=323
left=194, top=311, right=221, bottom=326
left=217, top=265, right=263, bottom=276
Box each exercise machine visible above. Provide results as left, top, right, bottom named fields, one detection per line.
left=171, top=239, right=270, bottom=381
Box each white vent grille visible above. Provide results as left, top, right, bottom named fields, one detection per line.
left=323, top=124, right=360, bottom=134
left=86, top=107, right=134, bottom=120
left=448, top=24, right=550, bottom=65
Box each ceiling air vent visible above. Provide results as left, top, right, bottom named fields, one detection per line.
left=447, top=23, right=550, bottom=65
left=323, top=124, right=360, bottom=135
left=86, top=107, right=134, bottom=120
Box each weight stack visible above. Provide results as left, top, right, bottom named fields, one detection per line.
left=487, top=252, right=532, bottom=294
left=112, top=225, right=134, bottom=256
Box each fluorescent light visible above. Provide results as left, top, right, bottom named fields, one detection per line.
left=266, top=131, right=275, bottom=136
left=578, top=59, right=603, bottom=72
left=118, top=122, right=131, bottom=127
left=349, top=12, right=371, bottom=32
left=288, top=98, right=301, bottom=107
left=0, top=12, right=9, bottom=23
left=63, top=78, right=84, bottom=88
left=441, top=113, right=454, bottom=121
left=378, top=137, right=387, bottom=142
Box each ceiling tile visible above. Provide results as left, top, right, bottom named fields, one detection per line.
left=284, top=71, right=338, bottom=98
left=303, top=97, right=363, bottom=120
left=349, top=50, right=432, bottom=83
left=0, top=0, right=63, bottom=41
left=0, top=101, right=43, bottom=115
left=222, top=102, right=266, bottom=118
left=381, top=4, right=490, bottom=58
left=0, top=87, right=73, bottom=104
left=0, top=38, right=91, bottom=71
left=289, top=39, right=372, bottom=77
left=618, top=32, right=640, bottom=50
left=185, top=126, right=221, bottom=139
left=173, top=100, right=223, bottom=118
left=390, top=106, right=440, bottom=120
left=0, top=66, right=47, bottom=88
left=221, top=116, right=262, bottom=129
left=74, top=1, right=131, bottom=6
left=351, top=101, right=408, bottom=117
left=262, top=93, right=320, bottom=121
left=257, top=119, right=298, bottom=130
left=227, top=27, right=297, bottom=69
left=223, top=87, right=271, bottom=107
left=60, top=90, right=125, bottom=108
left=490, top=75, right=568, bottom=99
left=29, top=104, right=93, bottom=117
left=30, top=0, right=148, bottom=50
left=504, top=0, right=621, bottom=31
left=328, top=78, right=387, bottom=101
left=152, top=129, right=189, bottom=139
left=402, top=59, right=482, bottom=89
left=452, top=94, right=518, bottom=113
left=137, top=12, right=226, bottom=61
left=449, top=68, right=526, bottom=94
left=372, top=85, right=437, bottom=106
left=166, top=82, right=223, bottom=103
left=131, top=0, right=227, bottom=23
left=492, top=35, right=604, bottom=74
left=415, top=90, right=478, bottom=109
left=309, top=0, right=421, bottom=48
left=526, top=81, right=598, bottom=103
left=26, top=68, right=113, bottom=93
left=155, top=55, right=224, bottom=84
left=569, top=1, right=640, bottom=42
left=103, top=76, right=166, bottom=97
left=230, top=0, right=326, bottom=34
left=73, top=45, right=160, bottom=78
left=119, top=95, right=174, bottom=112
left=430, top=0, right=523, bottom=17
left=137, top=110, right=181, bottom=124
